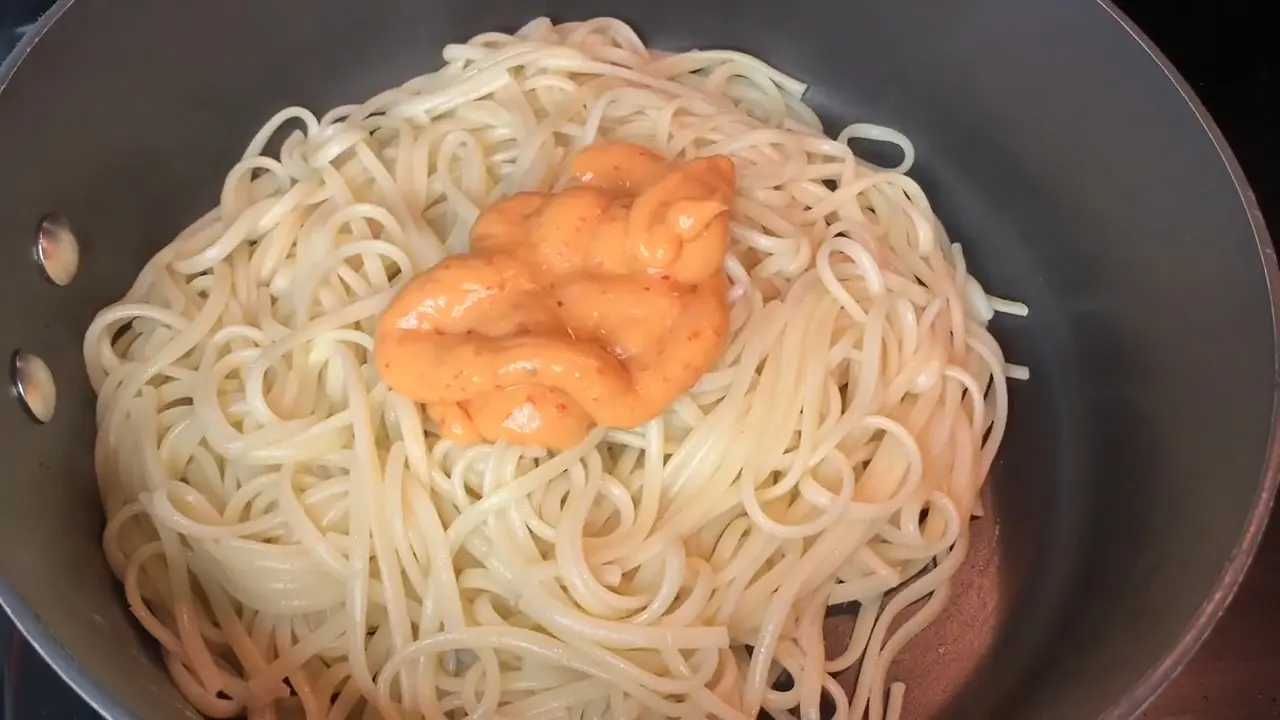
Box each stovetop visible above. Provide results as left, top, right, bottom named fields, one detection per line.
left=1, top=1, right=1276, bottom=718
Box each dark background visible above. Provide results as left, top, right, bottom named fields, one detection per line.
left=0, top=0, right=1277, bottom=717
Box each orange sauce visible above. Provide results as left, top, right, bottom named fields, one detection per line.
left=373, top=142, right=736, bottom=449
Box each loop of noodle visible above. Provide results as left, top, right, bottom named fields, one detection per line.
left=86, top=16, right=1025, bottom=720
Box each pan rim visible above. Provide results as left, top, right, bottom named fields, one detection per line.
left=1092, top=1, right=1280, bottom=718
left=0, top=6, right=147, bottom=720
left=0, top=1, right=1276, bottom=719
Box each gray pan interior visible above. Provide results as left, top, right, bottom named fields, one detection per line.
left=0, top=0, right=1276, bottom=718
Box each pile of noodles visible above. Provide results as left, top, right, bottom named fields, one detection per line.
left=84, top=16, right=1027, bottom=720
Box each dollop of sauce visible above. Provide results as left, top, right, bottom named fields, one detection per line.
left=374, top=142, right=736, bottom=449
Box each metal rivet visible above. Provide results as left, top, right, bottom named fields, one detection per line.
left=11, top=350, right=56, bottom=424
left=34, top=214, right=80, bottom=286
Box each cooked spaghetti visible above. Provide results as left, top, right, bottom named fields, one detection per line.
left=84, top=16, right=1027, bottom=720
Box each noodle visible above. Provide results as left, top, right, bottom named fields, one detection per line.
left=84, top=16, right=1025, bottom=720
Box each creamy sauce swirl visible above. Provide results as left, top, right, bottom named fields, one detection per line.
left=374, top=142, right=736, bottom=448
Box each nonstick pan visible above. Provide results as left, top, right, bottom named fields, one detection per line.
left=0, top=0, right=1276, bottom=718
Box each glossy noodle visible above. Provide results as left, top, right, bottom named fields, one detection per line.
left=84, top=16, right=1027, bottom=720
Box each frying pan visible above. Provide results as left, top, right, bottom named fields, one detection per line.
left=0, top=0, right=1275, bottom=718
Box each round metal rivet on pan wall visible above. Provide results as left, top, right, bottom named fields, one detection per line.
left=33, top=214, right=80, bottom=287
left=10, top=350, right=56, bottom=424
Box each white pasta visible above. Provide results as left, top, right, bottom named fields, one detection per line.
left=84, top=16, right=1024, bottom=720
